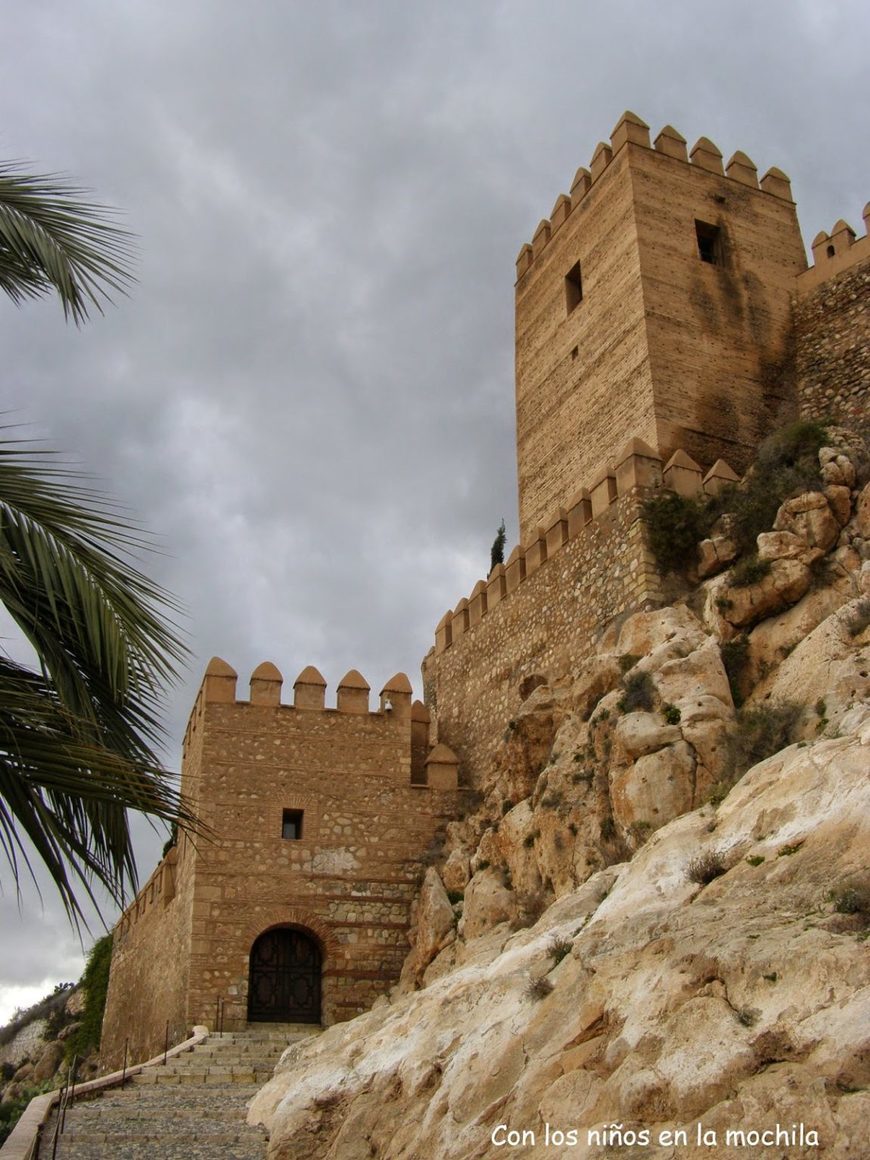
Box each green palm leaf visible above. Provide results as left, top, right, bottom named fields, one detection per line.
left=0, top=437, right=199, bottom=926
left=0, top=162, right=135, bottom=323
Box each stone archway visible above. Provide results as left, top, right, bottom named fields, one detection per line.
left=247, top=926, right=322, bottom=1024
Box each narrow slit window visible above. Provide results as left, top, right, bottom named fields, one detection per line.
left=282, top=809, right=304, bottom=840
left=565, top=261, right=583, bottom=313
left=695, top=221, right=722, bottom=265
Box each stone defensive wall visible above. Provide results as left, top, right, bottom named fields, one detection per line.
left=424, top=440, right=739, bottom=783
left=795, top=204, right=870, bottom=426
left=101, top=843, right=193, bottom=1070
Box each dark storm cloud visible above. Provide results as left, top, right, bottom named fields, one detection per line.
left=1, top=0, right=868, bottom=1016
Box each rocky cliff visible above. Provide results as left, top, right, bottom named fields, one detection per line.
left=251, top=433, right=870, bottom=1159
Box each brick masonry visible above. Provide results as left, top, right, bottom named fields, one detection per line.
left=515, top=112, right=807, bottom=543
left=794, top=212, right=870, bottom=425
left=100, top=666, right=461, bottom=1069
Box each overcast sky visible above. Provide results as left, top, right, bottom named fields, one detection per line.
left=1, top=0, right=867, bottom=1026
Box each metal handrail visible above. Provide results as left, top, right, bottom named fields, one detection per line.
left=213, top=995, right=225, bottom=1036
left=2, top=1025, right=209, bottom=1160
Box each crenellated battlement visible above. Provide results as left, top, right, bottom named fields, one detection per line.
left=183, top=659, right=418, bottom=750
left=433, top=440, right=737, bottom=656
left=516, top=111, right=794, bottom=281
left=797, top=203, right=870, bottom=294
left=116, top=846, right=177, bottom=933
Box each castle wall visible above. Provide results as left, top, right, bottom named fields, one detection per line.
left=424, top=482, right=662, bottom=784
left=182, top=694, right=458, bottom=1029
left=794, top=214, right=870, bottom=424
left=99, top=845, right=193, bottom=1070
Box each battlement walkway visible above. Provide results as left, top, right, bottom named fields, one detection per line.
left=40, top=1026, right=318, bottom=1160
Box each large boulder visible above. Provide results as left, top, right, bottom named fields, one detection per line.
left=713, top=558, right=812, bottom=629
left=458, top=868, right=515, bottom=940
left=773, top=490, right=840, bottom=553
left=610, top=740, right=697, bottom=833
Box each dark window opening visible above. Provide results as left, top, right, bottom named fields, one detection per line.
left=282, top=809, right=304, bottom=840
left=695, top=220, right=723, bottom=265
left=826, top=244, right=835, bottom=259
left=565, top=261, right=583, bottom=313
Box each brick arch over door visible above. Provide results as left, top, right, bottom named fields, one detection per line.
left=238, top=906, right=338, bottom=963
left=236, top=906, right=344, bottom=1026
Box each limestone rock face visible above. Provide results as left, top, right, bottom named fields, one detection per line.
left=615, top=604, right=707, bottom=658
left=753, top=598, right=870, bottom=736
left=30, top=1040, right=65, bottom=1082
left=609, top=738, right=697, bottom=832
left=756, top=529, right=820, bottom=565
left=614, top=711, right=681, bottom=758
left=856, top=483, right=870, bottom=539
left=250, top=722, right=870, bottom=1160
left=825, top=484, right=853, bottom=526
left=440, top=847, right=470, bottom=893
left=399, top=868, right=457, bottom=989
left=819, top=446, right=857, bottom=488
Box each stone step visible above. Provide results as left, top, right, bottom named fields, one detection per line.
left=60, top=1129, right=263, bottom=1143
left=131, top=1069, right=274, bottom=1085
left=162, top=1055, right=279, bottom=1070
left=44, top=1029, right=316, bottom=1158
left=58, top=1106, right=254, bottom=1123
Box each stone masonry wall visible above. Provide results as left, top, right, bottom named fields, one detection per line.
left=514, top=112, right=806, bottom=542
left=101, top=667, right=460, bottom=1068
left=424, top=488, right=660, bottom=785
left=183, top=693, right=459, bottom=1031
left=100, top=845, right=193, bottom=1070
left=795, top=236, right=870, bottom=425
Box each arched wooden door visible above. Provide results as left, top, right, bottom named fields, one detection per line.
left=247, top=927, right=322, bottom=1023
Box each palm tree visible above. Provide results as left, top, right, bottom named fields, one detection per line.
left=0, top=162, right=197, bottom=924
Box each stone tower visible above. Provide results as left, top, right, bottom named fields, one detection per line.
left=514, top=111, right=808, bottom=541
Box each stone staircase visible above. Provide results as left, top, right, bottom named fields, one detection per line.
left=41, top=1025, right=319, bottom=1160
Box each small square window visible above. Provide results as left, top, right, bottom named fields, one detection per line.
left=282, top=809, right=304, bottom=840
left=695, top=221, right=722, bottom=265
left=565, top=261, right=583, bottom=313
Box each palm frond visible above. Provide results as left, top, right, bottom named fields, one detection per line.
left=0, top=436, right=199, bottom=925
left=0, top=162, right=135, bottom=323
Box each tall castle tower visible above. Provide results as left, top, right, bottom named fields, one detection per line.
left=514, top=111, right=807, bottom=541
